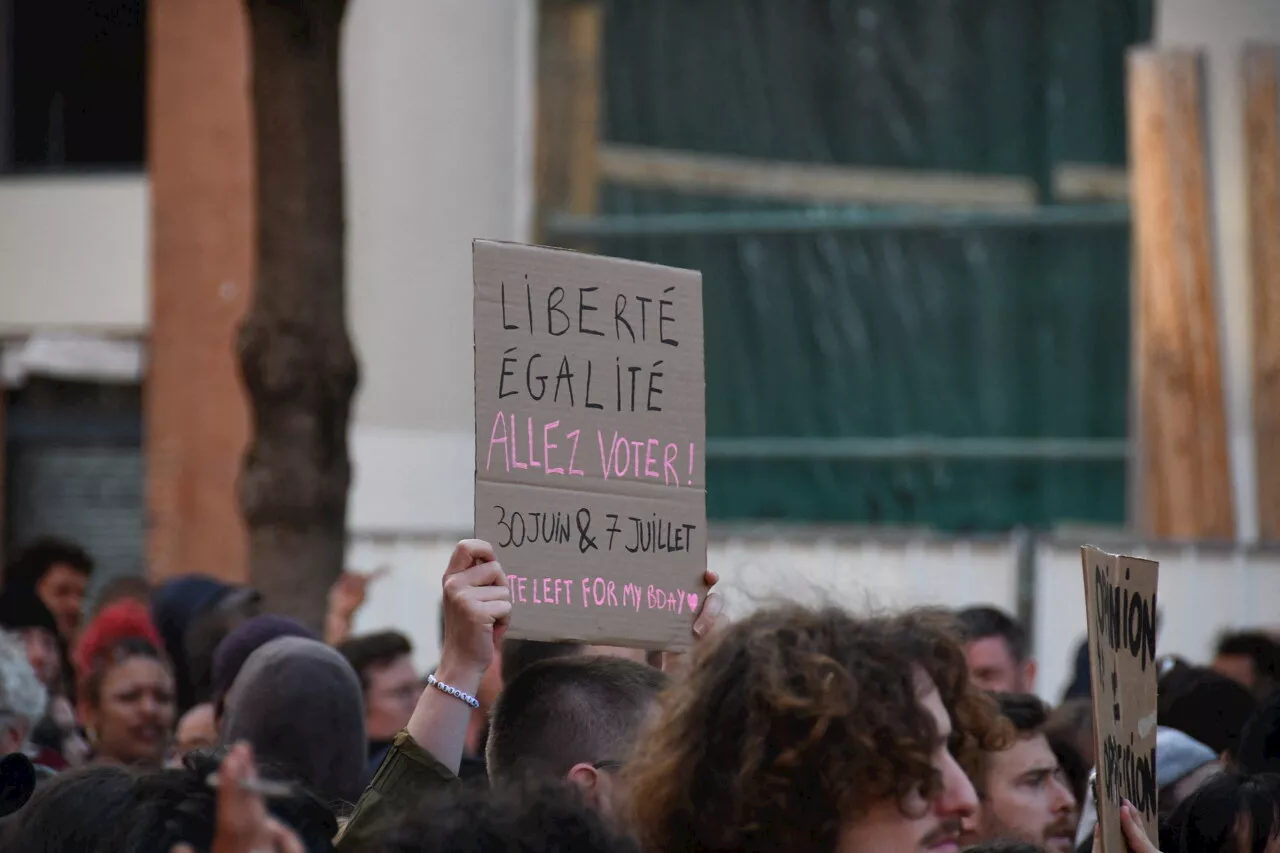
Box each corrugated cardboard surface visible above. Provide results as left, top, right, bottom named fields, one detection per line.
left=1081, top=545, right=1160, bottom=853
left=474, top=240, right=706, bottom=650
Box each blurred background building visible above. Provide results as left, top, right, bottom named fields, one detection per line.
left=1, top=0, right=1278, bottom=701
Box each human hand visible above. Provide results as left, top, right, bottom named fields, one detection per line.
left=658, top=568, right=724, bottom=675
left=1091, top=800, right=1162, bottom=853
left=692, top=568, right=724, bottom=640
left=327, top=565, right=390, bottom=620
left=438, top=540, right=511, bottom=684
left=171, top=742, right=303, bottom=853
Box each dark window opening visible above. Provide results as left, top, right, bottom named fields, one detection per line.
left=6, top=0, right=146, bottom=172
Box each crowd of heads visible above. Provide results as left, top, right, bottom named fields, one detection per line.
left=0, top=535, right=1277, bottom=852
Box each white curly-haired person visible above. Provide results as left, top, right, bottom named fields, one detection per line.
left=0, top=629, right=47, bottom=757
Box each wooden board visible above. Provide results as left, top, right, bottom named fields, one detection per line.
left=1127, top=49, right=1235, bottom=539
left=1245, top=45, right=1280, bottom=541
left=534, top=0, right=602, bottom=240
left=597, top=144, right=1038, bottom=209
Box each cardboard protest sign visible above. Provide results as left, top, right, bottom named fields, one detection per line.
left=473, top=240, right=706, bottom=651
left=1081, top=546, right=1159, bottom=853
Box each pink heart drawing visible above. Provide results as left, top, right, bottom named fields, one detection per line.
left=687, top=593, right=700, bottom=613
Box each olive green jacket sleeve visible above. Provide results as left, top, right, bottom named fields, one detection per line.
left=335, top=730, right=459, bottom=852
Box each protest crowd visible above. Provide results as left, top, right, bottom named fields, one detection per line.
left=0, top=534, right=1271, bottom=853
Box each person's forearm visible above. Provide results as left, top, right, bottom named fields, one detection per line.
left=324, top=613, right=352, bottom=646
left=405, top=658, right=484, bottom=776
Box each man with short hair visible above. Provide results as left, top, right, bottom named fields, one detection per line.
left=486, top=655, right=667, bottom=816
left=1212, top=630, right=1280, bottom=700
left=338, top=630, right=424, bottom=774
left=499, top=638, right=583, bottom=686
left=962, top=692, right=1078, bottom=853
left=956, top=606, right=1036, bottom=693
left=4, top=536, right=94, bottom=641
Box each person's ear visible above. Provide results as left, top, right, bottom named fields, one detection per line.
left=565, top=763, right=605, bottom=808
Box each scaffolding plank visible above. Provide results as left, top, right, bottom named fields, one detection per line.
left=597, top=143, right=1039, bottom=209
left=1245, top=45, right=1280, bottom=541
left=1128, top=48, right=1235, bottom=539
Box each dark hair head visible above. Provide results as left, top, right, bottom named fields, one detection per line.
left=4, top=537, right=94, bottom=589
left=625, top=605, right=1012, bottom=853
left=180, top=589, right=262, bottom=711
left=0, top=764, right=136, bottom=851
left=355, top=778, right=638, bottom=853
left=1164, top=772, right=1280, bottom=853
left=955, top=606, right=1028, bottom=663
left=486, top=656, right=667, bottom=785
left=499, top=638, right=584, bottom=685
left=1159, top=665, right=1258, bottom=756
left=90, top=576, right=153, bottom=621
left=0, top=585, right=58, bottom=637
left=1233, top=689, right=1280, bottom=775
left=337, top=631, right=414, bottom=693
left=993, top=692, right=1049, bottom=734
left=1216, top=632, right=1280, bottom=692
left=1216, top=631, right=1280, bottom=664
left=95, top=749, right=337, bottom=853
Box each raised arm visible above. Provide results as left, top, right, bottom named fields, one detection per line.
left=406, top=539, right=510, bottom=774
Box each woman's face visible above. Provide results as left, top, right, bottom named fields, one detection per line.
left=87, top=656, right=176, bottom=768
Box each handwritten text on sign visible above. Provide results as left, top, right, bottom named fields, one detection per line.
left=474, top=241, right=706, bottom=651
left=1081, top=546, right=1159, bottom=853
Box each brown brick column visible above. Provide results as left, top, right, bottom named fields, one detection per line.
left=146, top=0, right=254, bottom=584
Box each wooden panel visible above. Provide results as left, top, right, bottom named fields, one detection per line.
left=534, top=0, right=603, bottom=239
left=598, top=144, right=1039, bottom=209
left=1245, top=45, right=1280, bottom=541
left=1127, top=49, right=1235, bottom=539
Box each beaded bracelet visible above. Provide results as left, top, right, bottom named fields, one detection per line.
left=426, top=673, right=480, bottom=709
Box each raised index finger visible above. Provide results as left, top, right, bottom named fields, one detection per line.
left=446, top=539, right=497, bottom=576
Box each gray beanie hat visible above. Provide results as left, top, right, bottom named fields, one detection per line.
left=220, top=635, right=367, bottom=806
left=1074, top=726, right=1218, bottom=846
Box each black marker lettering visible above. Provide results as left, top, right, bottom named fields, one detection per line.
left=614, top=293, right=635, bottom=342
left=659, top=286, right=679, bottom=346
left=547, top=287, right=569, bottom=336
left=578, top=286, right=603, bottom=336
left=498, top=348, right=518, bottom=399
left=501, top=283, right=519, bottom=330
left=647, top=361, right=664, bottom=412
left=525, top=353, right=546, bottom=401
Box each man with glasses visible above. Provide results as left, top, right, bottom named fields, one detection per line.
left=338, top=630, right=425, bottom=777
left=485, top=655, right=668, bottom=818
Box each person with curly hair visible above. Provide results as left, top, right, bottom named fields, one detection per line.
left=4, top=536, right=95, bottom=642
left=625, top=605, right=1012, bottom=853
